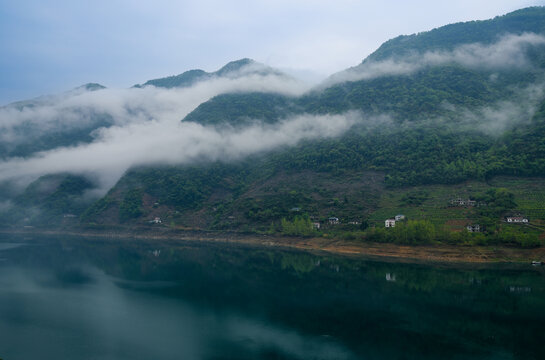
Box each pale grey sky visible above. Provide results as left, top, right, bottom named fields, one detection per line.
left=1, top=0, right=544, bottom=104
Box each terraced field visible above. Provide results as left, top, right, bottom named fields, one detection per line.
left=489, top=177, right=545, bottom=226
left=368, top=177, right=545, bottom=232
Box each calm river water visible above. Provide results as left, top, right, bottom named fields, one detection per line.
left=0, top=234, right=544, bottom=359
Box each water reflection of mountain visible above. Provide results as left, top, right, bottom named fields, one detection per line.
left=1, top=234, right=544, bottom=359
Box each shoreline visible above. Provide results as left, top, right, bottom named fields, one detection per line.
left=1, top=227, right=544, bottom=264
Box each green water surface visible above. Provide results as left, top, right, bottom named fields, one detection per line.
left=0, top=234, right=543, bottom=359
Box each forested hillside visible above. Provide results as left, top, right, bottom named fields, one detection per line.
left=2, top=7, right=545, bottom=246
left=365, top=7, right=545, bottom=61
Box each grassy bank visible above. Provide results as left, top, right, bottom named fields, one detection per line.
left=1, top=225, right=544, bottom=264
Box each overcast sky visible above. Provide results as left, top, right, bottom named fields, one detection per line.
left=1, top=0, right=544, bottom=105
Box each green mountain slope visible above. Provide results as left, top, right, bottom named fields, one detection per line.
left=182, top=6, right=545, bottom=127
left=183, top=93, right=298, bottom=126
left=366, top=7, right=545, bottom=62
left=3, top=7, right=545, bottom=246
left=83, top=7, right=545, bottom=237
left=1, top=174, right=96, bottom=227
left=0, top=60, right=295, bottom=224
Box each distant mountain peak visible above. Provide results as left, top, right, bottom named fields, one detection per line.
left=2, top=83, right=107, bottom=110
left=136, top=58, right=287, bottom=89
left=74, top=83, right=107, bottom=92
left=216, top=58, right=256, bottom=76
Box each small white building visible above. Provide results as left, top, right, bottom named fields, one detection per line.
left=466, top=224, right=481, bottom=233
left=328, top=217, right=340, bottom=225
left=385, top=218, right=396, bottom=228
left=150, top=217, right=162, bottom=224
left=312, top=222, right=321, bottom=230
left=394, top=214, right=405, bottom=221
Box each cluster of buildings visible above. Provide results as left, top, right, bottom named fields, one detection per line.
left=505, top=216, right=529, bottom=223
left=466, top=224, right=482, bottom=233
left=312, top=194, right=531, bottom=231
left=382, top=213, right=529, bottom=232
left=384, top=214, right=405, bottom=228
left=144, top=200, right=531, bottom=233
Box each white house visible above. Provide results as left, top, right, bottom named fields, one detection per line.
left=466, top=224, right=481, bottom=232
left=328, top=217, right=340, bottom=225
left=385, top=218, right=396, bottom=228
left=150, top=217, right=162, bottom=224
left=395, top=214, right=405, bottom=221
left=506, top=216, right=529, bottom=223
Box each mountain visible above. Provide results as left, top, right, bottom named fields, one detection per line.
left=184, top=7, right=545, bottom=126
left=76, top=83, right=106, bottom=92
left=4, top=82, right=107, bottom=110
left=365, top=7, right=545, bottom=62
left=90, top=7, right=545, bottom=235
left=0, top=59, right=298, bottom=226
left=2, top=7, right=545, bottom=247
left=0, top=58, right=293, bottom=161
left=134, top=58, right=288, bottom=89
left=0, top=83, right=112, bottom=159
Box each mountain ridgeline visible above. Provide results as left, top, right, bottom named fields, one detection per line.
left=133, top=58, right=288, bottom=88
left=2, top=7, right=545, bottom=242
left=178, top=7, right=545, bottom=186
left=366, top=6, right=545, bottom=62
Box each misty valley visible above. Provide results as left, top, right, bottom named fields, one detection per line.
left=2, top=5, right=545, bottom=360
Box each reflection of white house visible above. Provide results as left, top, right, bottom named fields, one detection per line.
left=394, top=214, right=405, bottom=221
left=386, top=273, right=396, bottom=282
left=385, top=219, right=396, bottom=228
left=506, top=216, right=529, bottom=223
